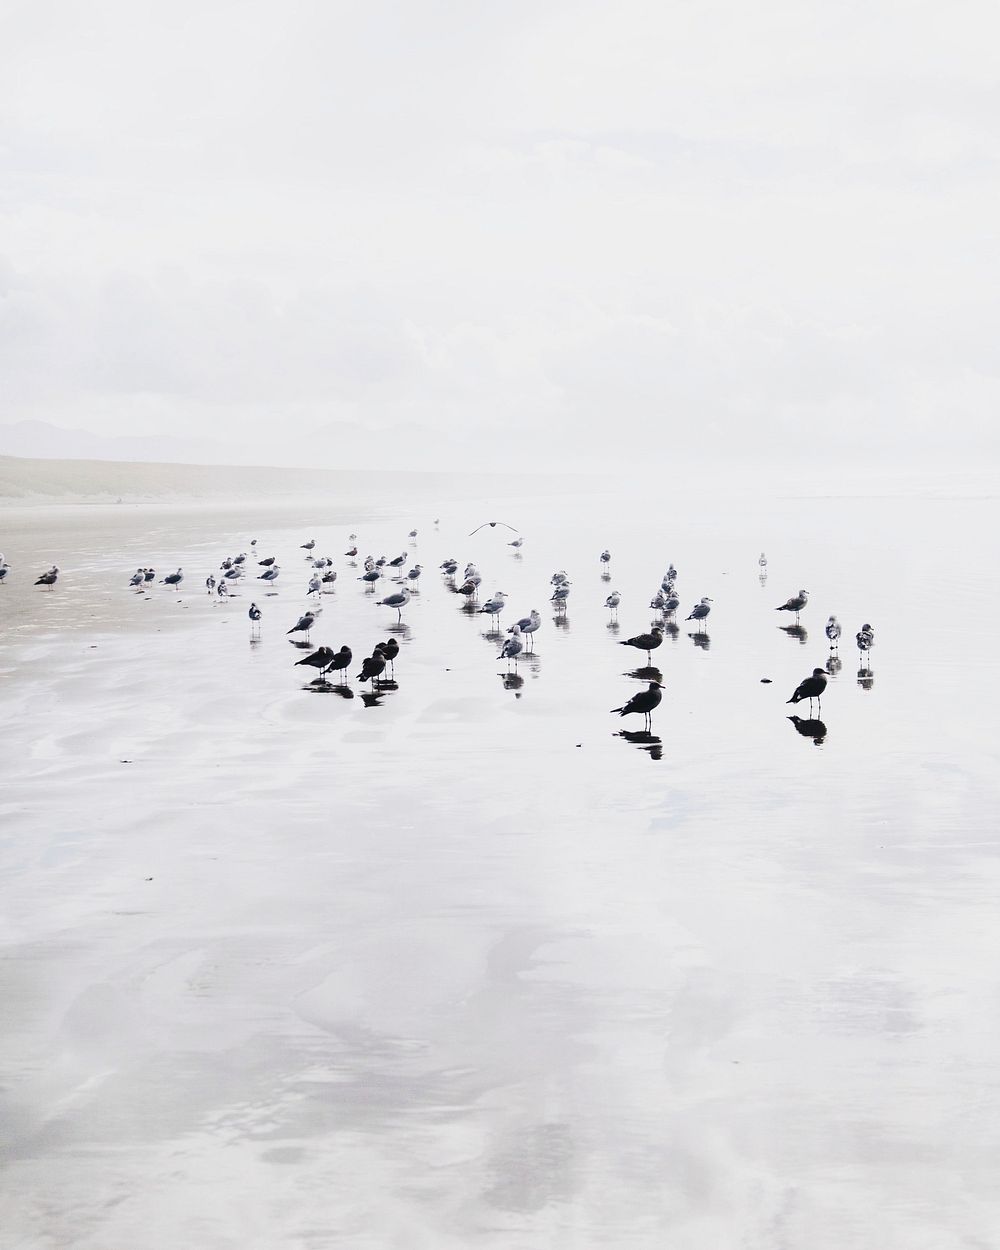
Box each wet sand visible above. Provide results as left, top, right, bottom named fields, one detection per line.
left=2, top=486, right=1000, bottom=1248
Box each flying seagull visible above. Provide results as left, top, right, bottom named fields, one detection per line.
left=469, top=520, right=519, bottom=535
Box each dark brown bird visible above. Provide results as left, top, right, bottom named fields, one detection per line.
left=323, top=645, right=352, bottom=680
left=379, top=637, right=399, bottom=675
left=618, top=626, right=663, bottom=664
left=611, top=681, right=663, bottom=730
left=295, top=646, right=335, bottom=674
left=787, top=667, right=827, bottom=712
left=357, top=651, right=387, bottom=684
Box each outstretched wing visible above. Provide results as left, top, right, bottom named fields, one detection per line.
left=468, top=520, right=519, bottom=536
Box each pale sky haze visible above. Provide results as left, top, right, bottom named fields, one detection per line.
left=2, top=1, right=998, bottom=472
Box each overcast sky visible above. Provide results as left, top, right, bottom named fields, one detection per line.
left=1, top=1, right=998, bottom=470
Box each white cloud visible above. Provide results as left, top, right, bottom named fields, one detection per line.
left=1, top=1, right=999, bottom=471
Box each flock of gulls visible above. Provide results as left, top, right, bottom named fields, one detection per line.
left=3, top=533, right=876, bottom=749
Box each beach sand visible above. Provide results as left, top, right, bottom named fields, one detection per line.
left=2, top=479, right=1000, bottom=1248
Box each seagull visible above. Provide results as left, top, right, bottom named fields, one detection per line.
left=619, top=626, right=663, bottom=664
left=129, top=569, right=144, bottom=588
left=0, top=562, right=9, bottom=584
left=605, top=591, right=621, bottom=616
left=345, top=546, right=358, bottom=558
left=469, top=520, right=519, bottom=535
left=388, top=553, right=408, bottom=570
left=611, top=681, right=663, bottom=731
left=323, top=645, right=353, bottom=681
left=378, top=585, right=411, bottom=621
left=440, top=558, right=458, bottom=574
left=34, top=566, right=59, bottom=589
left=379, top=636, right=399, bottom=676
left=220, top=556, right=233, bottom=571
left=479, top=591, right=508, bottom=623
left=825, top=615, right=842, bottom=648
left=406, top=564, right=423, bottom=583
left=296, top=646, right=336, bottom=675
left=759, top=552, right=768, bottom=569
left=510, top=609, right=541, bottom=649
left=456, top=581, right=479, bottom=601
left=143, top=569, right=156, bottom=587
left=357, top=650, right=387, bottom=684
left=408, top=528, right=418, bottom=539
left=498, top=624, right=523, bottom=665
left=308, top=575, right=322, bottom=597
left=224, top=566, right=242, bottom=580
left=776, top=589, right=809, bottom=621
left=233, top=553, right=247, bottom=566
left=287, top=610, right=316, bottom=640
left=600, top=549, right=611, bottom=565
left=258, top=565, right=279, bottom=582
left=508, top=537, right=524, bottom=549
left=301, top=539, right=316, bottom=552
left=787, top=667, right=828, bottom=713
left=216, top=579, right=229, bottom=598
left=662, top=592, right=680, bottom=616
left=161, top=568, right=183, bottom=587
left=205, top=573, right=216, bottom=592
left=248, top=603, right=262, bottom=637
left=321, top=569, right=337, bottom=588
left=550, top=582, right=571, bottom=609
left=686, top=597, right=712, bottom=626
left=857, top=623, right=875, bottom=655
left=359, top=568, right=382, bottom=586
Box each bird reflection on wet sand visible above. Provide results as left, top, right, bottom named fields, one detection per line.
left=499, top=671, right=524, bottom=693
left=787, top=715, right=827, bottom=745
left=857, top=665, right=875, bottom=690
left=826, top=653, right=843, bottom=676
left=304, top=680, right=355, bottom=699
left=688, top=631, right=710, bottom=650
left=553, top=614, right=571, bottom=630
left=663, top=621, right=680, bottom=642
left=617, top=730, right=663, bottom=760
left=779, top=624, right=808, bottom=644
left=626, top=666, right=663, bottom=683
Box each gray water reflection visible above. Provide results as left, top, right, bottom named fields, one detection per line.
left=2, top=490, right=1000, bottom=1247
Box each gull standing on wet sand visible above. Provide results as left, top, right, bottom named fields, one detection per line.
left=686, top=597, right=712, bottom=627
left=825, top=615, right=842, bottom=648
left=776, top=589, right=809, bottom=622
left=605, top=590, right=621, bottom=617
left=248, top=603, right=262, bottom=638
left=479, top=591, right=507, bottom=625
left=378, top=585, right=411, bottom=621
left=287, top=610, right=316, bottom=640
left=161, top=568, right=183, bottom=587
left=498, top=624, right=523, bottom=666
left=787, top=667, right=828, bottom=714
left=509, top=609, right=540, bottom=650
left=619, top=625, right=663, bottom=664
left=611, top=681, right=663, bottom=730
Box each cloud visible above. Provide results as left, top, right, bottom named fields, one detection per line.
left=1, top=1, right=999, bottom=471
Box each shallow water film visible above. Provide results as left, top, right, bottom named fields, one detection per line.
left=2, top=488, right=999, bottom=1249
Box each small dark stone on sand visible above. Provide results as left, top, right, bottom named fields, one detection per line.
left=760, top=678, right=772, bottom=684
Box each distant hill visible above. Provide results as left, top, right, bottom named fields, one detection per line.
left=0, top=454, right=586, bottom=505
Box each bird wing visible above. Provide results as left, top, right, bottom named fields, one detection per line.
left=468, top=521, right=518, bottom=535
